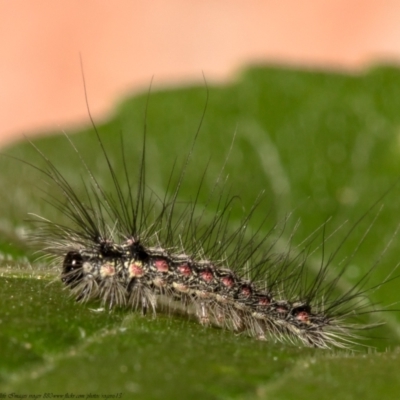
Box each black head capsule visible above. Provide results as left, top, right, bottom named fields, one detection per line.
left=62, top=251, right=85, bottom=287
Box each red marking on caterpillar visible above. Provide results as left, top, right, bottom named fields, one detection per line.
left=177, top=264, right=191, bottom=277
left=239, top=284, right=252, bottom=297
left=129, top=263, right=144, bottom=278
left=11, top=75, right=400, bottom=350
left=221, top=275, right=235, bottom=288
left=257, top=296, right=270, bottom=306
left=296, top=311, right=310, bottom=323
left=154, top=259, right=169, bottom=272
left=200, top=268, right=214, bottom=282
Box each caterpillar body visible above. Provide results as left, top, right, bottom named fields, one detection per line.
left=16, top=82, right=399, bottom=351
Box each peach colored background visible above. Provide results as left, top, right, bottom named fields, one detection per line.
left=2, top=0, right=400, bottom=147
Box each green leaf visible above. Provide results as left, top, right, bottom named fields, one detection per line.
left=1, top=65, right=400, bottom=399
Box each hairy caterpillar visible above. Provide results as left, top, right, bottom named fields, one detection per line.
left=9, top=78, right=399, bottom=351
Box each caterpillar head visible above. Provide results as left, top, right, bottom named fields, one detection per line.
left=62, top=251, right=85, bottom=287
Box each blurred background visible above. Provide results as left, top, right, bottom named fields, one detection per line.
left=2, top=0, right=400, bottom=146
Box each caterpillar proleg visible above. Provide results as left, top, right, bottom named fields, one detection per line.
left=5, top=74, right=400, bottom=351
